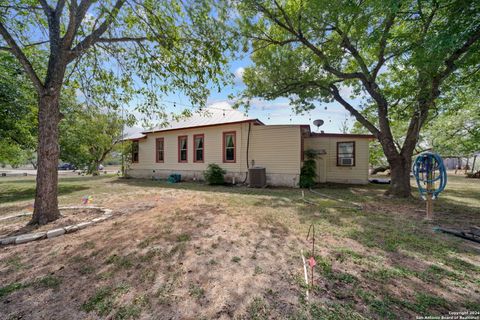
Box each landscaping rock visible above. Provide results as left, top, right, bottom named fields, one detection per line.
left=92, top=215, right=111, bottom=223
left=47, top=228, right=65, bottom=238
left=1, top=206, right=115, bottom=245
left=0, top=212, right=31, bottom=221
left=1, top=236, right=17, bottom=245
left=15, top=232, right=46, bottom=244
left=64, top=225, right=79, bottom=233
left=75, top=221, right=93, bottom=230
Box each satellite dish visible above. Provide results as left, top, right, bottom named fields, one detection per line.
left=313, top=119, right=324, bottom=131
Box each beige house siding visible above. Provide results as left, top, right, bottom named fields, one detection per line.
left=126, top=123, right=370, bottom=186
left=248, top=125, right=301, bottom=186
left=130, top=122, right=247, bottom=172
left=127, top=123, right=301, bottom=187
left=304, top=136, right=370, bottom=184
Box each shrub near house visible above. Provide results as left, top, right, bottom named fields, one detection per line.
left=125, top=108, right=374, bottom=187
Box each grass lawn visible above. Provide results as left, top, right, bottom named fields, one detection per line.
left=0, top=174, right=479, bottom=319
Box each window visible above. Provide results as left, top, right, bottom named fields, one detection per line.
left=223, top=131, right=236, bottom=163
left=156, top=138, right=164, bottom=163
left=337, top=141, right=355, bottom=166
left=193, top=134, right=204, bottom=163
left=132, top=140, right=139, bottom=163
left=178, top=136, right=188, bottom=162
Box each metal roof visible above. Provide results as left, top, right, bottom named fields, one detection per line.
left=122, top=132, right=147, bottom=141
left=142, top=108, right=260, bottom=134
left=309, top=132, right=375, bottom=139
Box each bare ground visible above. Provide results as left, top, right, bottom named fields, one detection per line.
left=0, top=175, right=479, bottom=319
left=1, top=189, right=308, bottom=319
left=0, top=208, right=104, bottom=238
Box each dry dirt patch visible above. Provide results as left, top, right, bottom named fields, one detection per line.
left=0, top=207, right=104, bottom=238
left=1, top=181, right=479, bottom=319
left=0, top=189, right=308, bottom=320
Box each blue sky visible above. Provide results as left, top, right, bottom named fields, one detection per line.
left=128, top=54, right=357, bottom=134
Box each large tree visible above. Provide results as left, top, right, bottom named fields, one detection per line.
left=236, top=0, right=480, bottom=197
left=422, top=85, right=480, bottom=157
left=0, top=0, right=231, bottom=224
left=60, top=106, right=126, bottom=174
left=0, top=52, right=37, bottom=166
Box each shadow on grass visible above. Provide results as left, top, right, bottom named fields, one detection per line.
left=0, top=174, right=115, bottom=185
left=0, top=184, right=89, bottom=203
left=110, top=177, right=307, bottom=199
left=295, top=192, right=479, bottom=316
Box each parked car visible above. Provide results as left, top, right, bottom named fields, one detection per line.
left=58, top=163, right=76, bottom=170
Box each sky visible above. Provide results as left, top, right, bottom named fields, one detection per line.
left=126, top=54, right=358, bottom=135
left=0, top=3, right=359, bottom=136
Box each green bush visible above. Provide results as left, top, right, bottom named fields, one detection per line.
left=204, top=163, right=226, bottom=185
left=299, top=149, right=317, bottom=188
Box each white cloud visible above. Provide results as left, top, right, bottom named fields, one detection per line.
left=233, top=67, right=245, bottom=85
left=248, top=98, right=290, bottom=111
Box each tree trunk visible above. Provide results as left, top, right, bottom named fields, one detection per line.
left=385, top=155, right=412, bottom=197
left=30, top=93, right=61, bottom=225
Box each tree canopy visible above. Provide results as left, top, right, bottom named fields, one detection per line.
left=0, top=52, right=37, bottom=166
left=59, top=106, right=126, bottom=173
left=422, top=85, right=480, bottom=156
left=236, top=0, right=480, bottom=196
left=0, top=0, right=235, bottom=224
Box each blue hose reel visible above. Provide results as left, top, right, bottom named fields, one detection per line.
left=412, top=152, right=447, bottom=200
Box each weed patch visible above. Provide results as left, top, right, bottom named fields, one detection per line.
left=188, top=284, right=205, bottom=300
left=0, top=282, right=28, bottom=298
left=35, top=275, right=62, bottom=289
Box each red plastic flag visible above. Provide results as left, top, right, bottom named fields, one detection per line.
left=308, top=256, right=316, bottom=268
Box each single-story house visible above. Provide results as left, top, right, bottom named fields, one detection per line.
left=125, top=108, right=374, bottom=187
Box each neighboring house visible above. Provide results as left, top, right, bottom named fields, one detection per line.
left=125, top=108, right=374, bottom=187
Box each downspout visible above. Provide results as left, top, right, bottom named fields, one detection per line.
left=242, top=122, right=252, bottom=184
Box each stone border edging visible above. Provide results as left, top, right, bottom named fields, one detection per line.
left=0, top=212, right=32, bottom=222
left=0, top=206, right=113, bottom=246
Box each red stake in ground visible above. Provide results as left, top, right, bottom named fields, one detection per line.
left=306, top=224, right=316, bottom=287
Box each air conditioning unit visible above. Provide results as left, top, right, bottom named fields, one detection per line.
left=341, top=158, right=354, bottom=166
left=249, top=167, right=266, bottom=188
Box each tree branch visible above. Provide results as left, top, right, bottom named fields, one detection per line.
left=0, top=40, right=50, bottom=51
left=38, top=0, right=54, bottom=18
left=0, top=22, right=43, bottom=92
left=0, top=5, right=43, bottom=10
left=96, top=36, right=148, bottom=44
left=329, top=84, right=381, bottom=138
left=434, top=26, right=480, bottom=87
left=56, top=0, right=67, bottom=16
left=335, top=27, right=371, bottom=77
left=401, top=26, right=480, bottom=156
left=63, top=0, right=94, bottom=49
left=372, top=13, right=396, bottom=79
left=68, top=0, right=126, bottom=62
left=252, top=2, right=370, bottom=82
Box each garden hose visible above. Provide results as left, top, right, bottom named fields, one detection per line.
left=412, top=152, right=447, bottom=199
